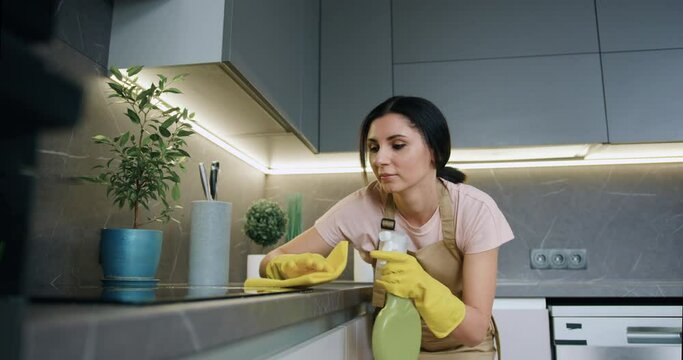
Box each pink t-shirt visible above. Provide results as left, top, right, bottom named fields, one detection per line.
left=314, top=179, right=514, bottom=260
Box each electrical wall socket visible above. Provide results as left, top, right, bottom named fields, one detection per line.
left=530, top=248, right=587, bottom=270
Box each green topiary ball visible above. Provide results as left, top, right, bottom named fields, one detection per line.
left=243, top=199, right=287, bottom=247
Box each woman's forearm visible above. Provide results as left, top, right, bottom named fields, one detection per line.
left=446, top=304, right=492, bottom=347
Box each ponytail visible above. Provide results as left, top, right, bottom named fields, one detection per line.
left=437, top=166, right=466, bottom=184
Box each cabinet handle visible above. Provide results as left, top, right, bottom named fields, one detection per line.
left=626, top=326, right=682, bottom=345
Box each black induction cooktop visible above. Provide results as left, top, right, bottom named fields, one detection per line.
left=29, top=283, right=306, bottom=305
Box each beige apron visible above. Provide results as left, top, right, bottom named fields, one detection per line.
left=368, top=180, right=501, bottom=359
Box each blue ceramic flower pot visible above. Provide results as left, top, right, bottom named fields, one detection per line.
left=100, top=228, right=162, bottom=279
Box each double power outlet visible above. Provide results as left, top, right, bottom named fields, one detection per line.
left=530, top=248, right=587, bottom=270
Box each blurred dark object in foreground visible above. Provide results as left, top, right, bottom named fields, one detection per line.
left=1, top=1, right=84, bottom=359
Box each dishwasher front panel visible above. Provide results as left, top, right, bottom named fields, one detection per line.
left=552, top=314, right=682, bottom=360
left=555, top=345, right=681, bottom=360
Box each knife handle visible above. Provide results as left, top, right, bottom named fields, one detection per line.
left=209, top=166, right=217, bottom=201
left=199, top=163, right=212, bottom=201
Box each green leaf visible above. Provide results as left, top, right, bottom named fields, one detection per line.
left=107, top=82, right=124, bottom=94
left=159, top=127, right=171, bottom=138
left=136, top=87, right=151, bottom=102
left=172, top=183, right=180, bottom=201
left=189, top=112, right=195, bottom=119
left=118, top=132, right=130, bottom=147
left=172, top=73, right=189, bottom=81
left=176, top=149, right=190, bottom=157
left=160, top=116, right=177, bottom=129
left=157, top=74, right=168, bottom=82
left=125, top=109, right=140, bottom=124
left=92, top=135, right=112, bottom=144
left=110, top=67, right=123, bottom=80
left=177, top=130, right=194, bottom=137
left=126, top=65, right=143, bottom=77
left=164, top=88, right=182, bottom=94
left=162, top=107, right=180, bottom=115
left=139, top=97, right=149, bottom=110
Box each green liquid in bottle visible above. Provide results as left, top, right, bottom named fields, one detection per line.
left=372, top=293, right=422, bottom=359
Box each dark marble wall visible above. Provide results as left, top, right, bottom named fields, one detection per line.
left=265, top=164, right=683, bottom=286
left=26, top=39, right=266, bottom=291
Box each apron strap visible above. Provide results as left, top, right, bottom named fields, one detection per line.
left=381, top=193, right=396, bottom=230
left=436, top=179, right=460, bottom=258
left=492, top=316, right=502, bottom=360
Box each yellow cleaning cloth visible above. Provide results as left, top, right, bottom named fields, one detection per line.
left=244, top=241, right=348, bottom=288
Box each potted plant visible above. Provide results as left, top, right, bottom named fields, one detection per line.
left=243, top=199, right=287, bottom=278
left=82, top=65, right=195, bottom=283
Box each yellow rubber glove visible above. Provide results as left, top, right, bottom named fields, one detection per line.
left=244, top=241, right=348, bottom=288
left=370, top=250, right=466, bottom=339
left=265, top=253, right=333, bottom=280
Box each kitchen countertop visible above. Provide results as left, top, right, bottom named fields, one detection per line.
left=496, top=280, right=683, bottom=298
left=21, top=282, right=373, bottom=360
left=18, top=279, right=683, bottom=359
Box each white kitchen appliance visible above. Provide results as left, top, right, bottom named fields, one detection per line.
left=551, top=305, right=682, bottom=360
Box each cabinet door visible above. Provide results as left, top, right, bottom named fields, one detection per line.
left=269, top=326, right=346, bottom=360
left=109, top=0, right=228, bottom=68
left=596, top=0, right=683, bottom=52
left=394, top=54, right=607, bottom=148
left=392, top=0, right=598, bottom=64
left=492, top=299, right=551, bottom=360
left=319, top=0, right=393, bottom=152
left=602, top=49, right=683, bottom=143
left=230, top=0, right=319, bottom=151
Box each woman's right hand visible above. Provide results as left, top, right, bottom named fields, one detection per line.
left=265, top=253, right=333, bottom=279
left=259, top=228, right=336, bottom=278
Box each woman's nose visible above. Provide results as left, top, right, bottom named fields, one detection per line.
left=372, top=147, right=390, bottom=166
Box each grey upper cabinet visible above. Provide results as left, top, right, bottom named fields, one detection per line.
left=596, top=0, right=683, bottom=52
left=110, top=0, right=229, bottom=68
left=230, top=0, right=320, bottom=151
left=319, top=0, right=393, bottom=152
left=109, top=0, right=320, bottom=152
left=392, top=0, right=598, bottom=64
left=394, top=54, right=608, bottom=148
left=55, top=0, right=113, bottom=69
left=603, top=49, right=683, bottom=143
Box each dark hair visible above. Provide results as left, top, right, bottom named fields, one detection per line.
left=359, top=96, right=466, bottom=184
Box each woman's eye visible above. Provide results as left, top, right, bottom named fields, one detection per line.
left=392, top=143, right=406, bottom=150
left=368, top=145, right=379, bottom=153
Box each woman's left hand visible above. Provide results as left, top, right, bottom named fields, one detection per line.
left=370, top=250, right=466, bottom=339
left=370, top=251, right=429, bottom=299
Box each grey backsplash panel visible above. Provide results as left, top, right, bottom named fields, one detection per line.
left=266, top=165, right=683, bottom=291
left=26, top=39, right=266, bottom=291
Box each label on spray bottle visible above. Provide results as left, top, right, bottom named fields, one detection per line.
left=372, top=229, right=422, bottom=360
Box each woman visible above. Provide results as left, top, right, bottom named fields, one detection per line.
left=260, top=96, right=514, bottom=358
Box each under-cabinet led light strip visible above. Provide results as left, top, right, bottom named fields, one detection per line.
left=109, top=74, right=683, bottom=175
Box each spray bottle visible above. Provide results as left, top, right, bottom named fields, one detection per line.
left=371, top=230, right=422, bottom=359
